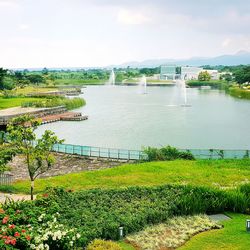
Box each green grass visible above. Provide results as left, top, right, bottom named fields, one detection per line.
left=54, top=79, right=104, bottom=85
left=118, top=241, right=135, bottom=250
left=0, top=97, right=44, bottom=109
left=228, top=87, right=250, bottom=100
left=180, top=213, right=250, bottom=250
left=3, top=159, right=250, bottom=194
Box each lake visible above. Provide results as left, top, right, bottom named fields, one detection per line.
left=36, top=85, right=250, bottom=150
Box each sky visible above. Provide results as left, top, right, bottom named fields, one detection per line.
left=0, top=0, right=250, bottom=68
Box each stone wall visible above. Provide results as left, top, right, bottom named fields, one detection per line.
left=7, top=153, right=133, bottom=181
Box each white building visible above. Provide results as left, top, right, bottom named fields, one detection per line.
left=181, top=66, right=203, bottom=80
left=204, top=70, right=219, bottom=80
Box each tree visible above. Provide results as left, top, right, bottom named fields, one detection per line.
left=198, top=71, right=211, bottom=81
left=0, top=68, right=8, bottom=90
left=7, top=115, right=63, bottom=200
left=234, top=66, right=250, bottom=85
left=26, top=74, right=45, bottom=85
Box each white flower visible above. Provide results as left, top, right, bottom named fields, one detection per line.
left=69, top=241, right=74, bottom=246
left=76, top=233, right=81, bottom=239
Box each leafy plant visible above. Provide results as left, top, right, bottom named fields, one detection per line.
left=143, top=146, right=195, bottom=161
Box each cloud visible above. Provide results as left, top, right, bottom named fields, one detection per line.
left=117, top=9, right=151, bottom=25
left=0, top=0, right=19, bottom=8
left=19, top=24, right=30, bottom=30
left=222, top=38, right=232, bottom=47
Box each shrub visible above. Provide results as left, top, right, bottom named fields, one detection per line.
left=87, top=239, right=122, bottom=250
left=1, top=184, right=250, bottom=248
left=143, top=145, right=195, bottom=161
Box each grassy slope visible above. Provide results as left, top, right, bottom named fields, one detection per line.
left=180, top=213, right=249, bottom=250
left=4, top=159, right=250, bottom=194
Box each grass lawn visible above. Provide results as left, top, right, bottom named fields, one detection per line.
left=54, top=78, right=104, bottom=85
left=180, top=213, right=250, bottom=250
left=0, top=97, right=43, bottom=109
left=3, top=159, right=250, bottom=194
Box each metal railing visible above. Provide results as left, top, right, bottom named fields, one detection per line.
left=179, top=149, right=250, bottom=160
left=52, top=143, right=146, bottom=160
left=52, top=143, right=249, bottom=160
left=0, top=173, right=13, bottom=185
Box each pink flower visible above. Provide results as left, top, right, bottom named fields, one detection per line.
left=8, top=224, right=15, bottom=229
left=2, top=216, right=9, bottom=224
left=14, top=232, right=20, bottom=237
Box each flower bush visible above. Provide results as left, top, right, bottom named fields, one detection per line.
left=0, top=202, right=80, bottom=250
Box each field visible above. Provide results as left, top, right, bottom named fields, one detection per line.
left=3, top=159, right=250, bottom=194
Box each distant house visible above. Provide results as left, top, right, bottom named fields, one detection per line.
left=181, top=66, right=203, bottom=80
left=204, top=69, right=219, bottom=80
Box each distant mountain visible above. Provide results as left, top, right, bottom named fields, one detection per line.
left=116, top=51, right=250, bottom=68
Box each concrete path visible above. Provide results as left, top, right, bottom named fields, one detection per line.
left=0, top=193, right=34, bottom=203
left=208, top=214, right=231, bottom=222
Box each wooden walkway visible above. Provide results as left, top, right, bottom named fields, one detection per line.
left=40, top=112, right=88, bottom=124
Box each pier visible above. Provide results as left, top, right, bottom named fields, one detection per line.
left=0, top=106, right=88, bottom=128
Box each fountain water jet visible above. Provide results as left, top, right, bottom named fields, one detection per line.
left=139, top=75, right=147, bottom=94
left=107, top=69, right=115, bottom=86
left=176, top=79, right=191, bottom=107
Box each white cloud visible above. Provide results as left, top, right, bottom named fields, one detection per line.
left=222, top=38, right=232, bottom=47
left=117, top=9, right=151, bottom=25
left=19, top=24, right=30, bottom=30
left=0, top=0, right=19, bottom=8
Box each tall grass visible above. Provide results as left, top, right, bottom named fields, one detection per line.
left=21, top=97, right=86, bottom=110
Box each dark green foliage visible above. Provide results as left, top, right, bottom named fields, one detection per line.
left=143, top=146, right=195, bottom=161
left=234, top=66, right=250, bottom=84
left=29, top=184, right=250, bottom=247
left=187, top=80, right=229, bottom=89
left=1, top=184, right=250, bottom=247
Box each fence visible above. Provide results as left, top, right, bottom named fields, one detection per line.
left=179, top=149, right=249, bottom=160
left=52, top=143, right=250, bottom=160
left=52, top=144, right=146, bottom=160
left=0, top=173, right=13, bottom=185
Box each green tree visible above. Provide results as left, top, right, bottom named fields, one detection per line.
left=27, top=74, right=45, bottom=85
left=198, top=71, right=211, bottom=81
left=7, top=115, right=63, bottom=200
left=234, top=66, right=250, bottom=85
left=0, top=68, right=8, bottom=90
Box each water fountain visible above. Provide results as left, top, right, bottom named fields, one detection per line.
left=107, top=69, right=115, bottom=86
left=139, top=75, right=147, bottom=94
left=176, top=78, right=191, bottom=107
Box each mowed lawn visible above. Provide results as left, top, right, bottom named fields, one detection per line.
left=180, top=213, right=250, bottom=250
left=0, top=97, right=42, bottom=109
left=4, top=159, right=250, bottom=194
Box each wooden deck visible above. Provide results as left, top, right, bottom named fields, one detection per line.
left=40, top=112, right=88, bottom=124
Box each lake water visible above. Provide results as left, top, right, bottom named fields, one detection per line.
left=36, top=86, right=250, bottom=150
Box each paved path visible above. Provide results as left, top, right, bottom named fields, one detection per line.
left=0, top=193, right=34, bottom=203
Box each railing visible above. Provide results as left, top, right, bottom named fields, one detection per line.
left=52, top=144, right=146, bottom=160
left=52, top=143, right=249, bottom=160
left=0, top=173, right=13, bottom=185
left=179, top=149, right=250, bottom=160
